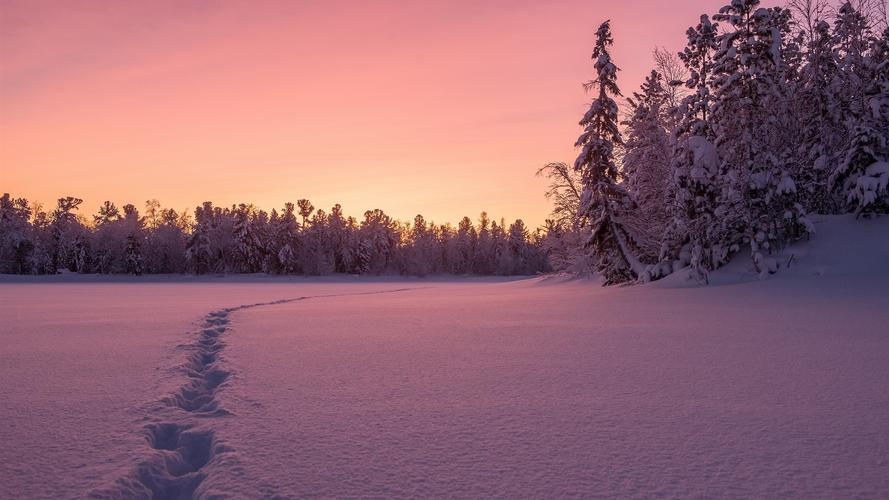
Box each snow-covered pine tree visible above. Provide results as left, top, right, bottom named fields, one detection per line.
left=507, top=219, right=530, bottom=275
left=473, top=212, right=494, bottom=275
left=73, top=234, right=90, bottom=273
left=402, top=214, right=432, bottom=276
left=831, top=1, right=872, bottom=128
left=233, top=203, right=263, bottom=273
left=357, top=209, right=398, bottom=274
left=451, top=216, right=477, bottom=274
left=93, top=201, right=121, bottom=226
left=794, top=18, right=844, bottom=214
left=276, top=243, right=295, bottom=274
left=28, top=207, right=54, bottom=274
left=186, top=202, right=213, bottom=274
left=121, top=204, right=145, bottom=276
left=297, top=199, right=314, bottom=228
left=326, top=204, right=355, bottom=273
left=830, top=17, right=889, bottom=215
left=90, top=202, right=117, bottom=274
left=251, top=209, right=271, bottom=273
left=0, top=194, right=35, bottom=274
left=574, top=20, right=646, bottom=284
left=711, top=0, right=811, bottom=275
left=144, top=207, right=187, bottom=274
left=621, top=70, right=672, bottom=260
left=49, top=197, right=86, bottom=273
left=276, top=202, right=299, bottom=274
left=301, top=208, right=336, bottom=275
left=660, top=14, right=723, bottom=281
left=125, top=233, right=143, bottom=275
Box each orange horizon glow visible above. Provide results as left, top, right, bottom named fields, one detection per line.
left=1, top=1, right=765, bottom=227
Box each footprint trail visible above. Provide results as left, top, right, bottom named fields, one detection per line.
left=90, top=287, right=422, bottom=499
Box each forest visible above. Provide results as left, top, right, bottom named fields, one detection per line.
left=1, top=0, right=887, bottom=281
left=542, top=0, right=888, bottom=283
left=0, top=195, right=548, bottom=276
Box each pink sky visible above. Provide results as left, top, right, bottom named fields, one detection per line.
left=1, top=1, right=767, bottom=227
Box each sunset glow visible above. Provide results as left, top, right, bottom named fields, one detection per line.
left=1, top=0, right=751, bottom=225
left=3, top=1, right=889, bottom=497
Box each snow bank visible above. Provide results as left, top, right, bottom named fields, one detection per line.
left=656, top=214, right=889, bottom=287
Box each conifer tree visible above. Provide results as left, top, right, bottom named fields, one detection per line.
left=794, top=19, right=843, bottom=214
left=0, top=194, right=35, bottom=274
left=121, top=204, right=144, bottom=275
left=233, top=204, right=262, bottom=272
left=830, top=18, right=889, bottom=215
left=574, top=20, right=645, bottom=284
left=186, top=202, right=213, bottom=274
left=711, top=0, right=811, bottom=274
left=276, top=203, right=299, bottom=274
left=661, top=14, right=722, bottom=280
left=621, top=70, right=672, bottom=259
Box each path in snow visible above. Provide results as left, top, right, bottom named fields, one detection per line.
left=0, top=281, right=512, bottom=498
left=92, top=288, right=422, bottom=498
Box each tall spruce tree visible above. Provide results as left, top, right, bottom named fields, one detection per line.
left=574, top=20, right=645, bottom=284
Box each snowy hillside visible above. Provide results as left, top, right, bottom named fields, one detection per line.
left=655, top=214, right=889, bottom=287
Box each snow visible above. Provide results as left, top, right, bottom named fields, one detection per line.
left=854, top=161, right=889, bottom=209
left=776, top=174, right=796, bottom=194
left=686, top=135, right=719, bottom=180
left=1, top=216, right=888, bottom=498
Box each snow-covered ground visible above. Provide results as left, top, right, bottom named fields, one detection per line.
left=1, top=216, right=887, bottom=498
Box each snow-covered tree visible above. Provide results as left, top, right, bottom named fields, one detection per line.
left=621, top=70, right=672, bottom=259
left=48, top=197, right=88, bottom=273
left=145, top=207, right=186, bottom=273
left=125, top=234, right=143, bottom=275
left=0, top=194, right=35, bottom=274
left=473, top=212, right=495, bottom=275
left=356, top=209, right=398, bottom=274
left=93, top=201, right=121, bottom=226
left=506, top=219, right=530, bottom=275
left=121, top=204, right=145, bottom=275
left=830, top=19, right=889, bottom=215
left=711, top=0, right=811, bottom=275
left=574, top=20, right=646, bottom=284
left=446, top=216, right=476, bottom=274
left=233, top=204, right=263, bottom=273
left=273, top=203, right=299, bottom=274
left=301, top=208, right=336, bottom=275
left=297, top=199, right=314, bottom=228
left=401, top=214, right=433, bottom=276
left=660, top=14, right=723, bottom=281
left=793, top=18, right=844, bottom=214
left=536, top=163, right=591, bottom=273
left=325, top=204, right=357, bottom=273
left=186, top=202, right=213, bottom=274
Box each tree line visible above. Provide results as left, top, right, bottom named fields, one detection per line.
left=542, top=0, right=888, bottom=284
left=0, top=195, right=548, bottom=276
